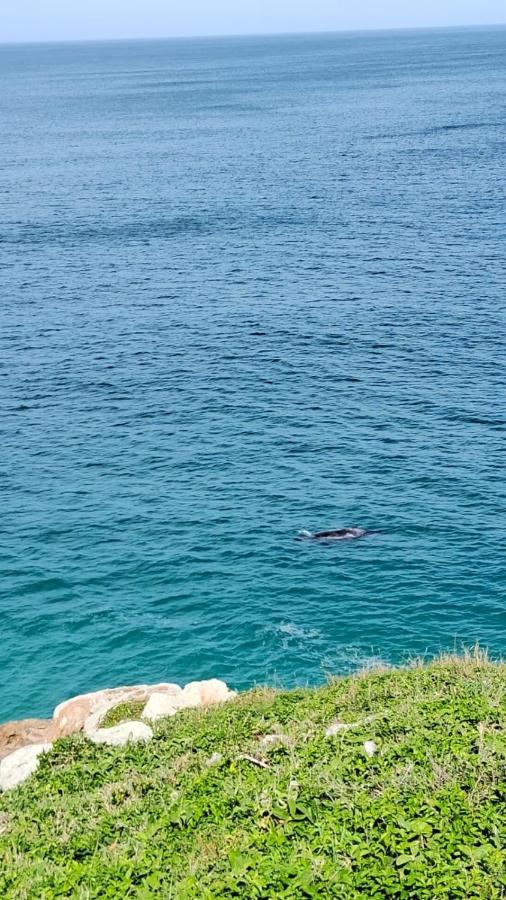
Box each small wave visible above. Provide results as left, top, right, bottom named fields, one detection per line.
left=372, top=121, right=500, bottom=140
left=275, top=623, right=323, bottom=641
left=321, top=647, right=390, bottom=674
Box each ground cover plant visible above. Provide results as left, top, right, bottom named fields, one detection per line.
left=1, top=653, right=505, bottom=898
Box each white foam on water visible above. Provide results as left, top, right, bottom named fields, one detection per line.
left=276, top=623, right=323, bottom=641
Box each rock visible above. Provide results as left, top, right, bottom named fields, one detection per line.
left=84, top=684, right=182, bottom=734
left=0, top=719, right=59, bottom=761
left=259, top=733, right=288, bottom=748
left=1, top=678, right=235, bottom=760
left=53, top=683, right=182, bottom=736
left=364, top=740, right=377, bottom=757
left=88, top=721, right=153, bottom=747
left=206, top=752, right=223, bottom=767
left=149, top=683, right=183, bottom=702
left=54, top=687, right=145, bottom=736
left=0, top=743, right=53, bottom=791
left=142, top=692, right=179, bottom=722
left=180, top=679, right=236, bottom=708
left=325, top=722, right=354, bottom=737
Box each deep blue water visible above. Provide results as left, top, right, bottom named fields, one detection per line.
left=1, top=28, right=506, bottom=722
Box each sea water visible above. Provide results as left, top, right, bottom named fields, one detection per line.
left=1, top=28, right=505, bottom=721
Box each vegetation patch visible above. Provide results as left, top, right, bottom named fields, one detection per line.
left=1, top=653, right=506, bottom=898
left=101, top=701, right=146, bottom=729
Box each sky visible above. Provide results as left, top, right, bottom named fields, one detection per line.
left=1, top=0, right=505, bottom=44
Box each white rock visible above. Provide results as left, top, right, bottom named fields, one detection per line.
left=83, top=683, right=182, bottom=735
left=0, top=743, right=53, bottom=792
left=325, top=722, right=353, bottom=737
left=259, top=734, right=280, bottom=747
left=88, top=721, right=153, bottom=747
left=53, top=679, right=234, bottom=737
left=363, top=740, right=377, bottom=757
left=55, top=686, right=148, bottom=735
left=142, top=692, right=179, bottom=722
left=206, top=752, right=223, bottom=767
left=180, top=679, right=236, bottom=708
left=54, top=683, right=183, bottom=736
left=259, top=733, right=288, bottom=748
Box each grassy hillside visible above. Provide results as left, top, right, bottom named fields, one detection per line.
left=1, top=653, right=505, bottom=898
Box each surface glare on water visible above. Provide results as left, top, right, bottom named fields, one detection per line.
left=1, top=28, right=505, bottom=720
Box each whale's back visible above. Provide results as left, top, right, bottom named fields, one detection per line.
left=298, top=526, right=371, bottom=541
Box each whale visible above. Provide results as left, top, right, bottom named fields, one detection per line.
left=297, top=527, right=374, bottom=541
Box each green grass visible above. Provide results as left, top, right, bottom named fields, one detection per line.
left=101, top=702, right=146, bottom=729
left=1, top=653, right=506, bottom=898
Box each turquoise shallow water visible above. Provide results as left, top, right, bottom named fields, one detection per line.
left=1, top=28, right=506, bottom=722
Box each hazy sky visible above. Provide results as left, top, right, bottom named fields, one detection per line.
left=1, top=0, right=505, bottom=43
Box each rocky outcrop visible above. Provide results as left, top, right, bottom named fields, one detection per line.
left=141, top=679, right=235, bottom=722
left=180, top=679, right=235, bottom=708
left=0, top=719, right=58, bottom=762
left=54, top=683, right=183, bottom=736
left=0, top=677, right=236, bottom=791
left=142, top=692, right=180, bottom=722
left=0, top=743, right=53, bottom=792
left=88, top=721, right=153, bottom=747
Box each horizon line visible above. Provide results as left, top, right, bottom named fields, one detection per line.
left=1, top=21, right=505, bottom=48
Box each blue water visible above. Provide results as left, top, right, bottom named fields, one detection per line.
left=1, top=28, right=506, bottom=722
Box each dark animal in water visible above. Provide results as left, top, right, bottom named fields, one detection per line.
left=297, top=527, right=374, bottom=541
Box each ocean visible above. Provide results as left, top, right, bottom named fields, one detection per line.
left=1, top=27, right=505, bottom=721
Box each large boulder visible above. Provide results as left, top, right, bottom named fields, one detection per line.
left=54, top=687, right=145, bottom=736
left=83, top=684, right=182, bottom=735
left=0, top=743, right=53, bottom=791
left=0, top=679, right=237, bottom=753
left=53, top=683, right=182, bottom=736
left=143, top=679, right=235, bottom=721
left=87, top=721, right=153, bottom=747
left=0, top=719, right=59, bottom=761
left=142, top=692, right=180, bottom=722
left=179, top=679, right=236, bottom=708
